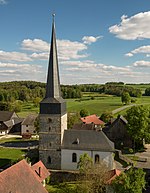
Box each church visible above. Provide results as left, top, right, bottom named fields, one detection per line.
left=39, top=15, right=114, bottom=171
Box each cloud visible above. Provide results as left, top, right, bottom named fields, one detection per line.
left=0, top=0, right=7, bottom=4
left=125, top=45, right=150, bottom=57
left=57, top=39, right=88, bottom=60
left=109, top=11, right=150, bottom=40
left=0, top=50, right=32, bottom=62
left=0, top=62, right=43, bottom=82
left=82, top=36, right=102, bottom=44
left=21, top=39, right=49, bottom=52
left=133, top=60, right=150, bottom=67
left=21, top=38, right=88, bottom=60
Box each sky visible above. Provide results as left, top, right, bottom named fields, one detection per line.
left=0, top=0, right=150, bottom=84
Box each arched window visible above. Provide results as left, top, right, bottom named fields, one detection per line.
left=95, top=154, right=100, bottom=163
left=47, top=156, right=51, bottom=164
left=72, top=153, right=77, bottom=163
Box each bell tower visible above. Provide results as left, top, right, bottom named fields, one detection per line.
left=39, top=15, right=67, bottom=169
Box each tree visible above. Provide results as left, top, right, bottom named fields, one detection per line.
left=145, top=87, right=150, bottom=96
left=33, top=97, right=41, bottom=107
left=100, top=112, right=113, bottom=123
left=121, top=92, right=131, bottom=105
left=126, top=105, right=150, bottom=147
left=77, top=153, right=109, bottom=193
left=67, top=112, right=80, bottom=129
left=112, top=167, right=146, bottom=193
left=77, top=153, right=93, bottom=173
left=0, top=102, right=11, bottom=111
left=80, top=109, right=89, bottom=117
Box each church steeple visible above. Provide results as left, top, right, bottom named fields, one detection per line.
left=39, top=15, right=67, bottom=170
left=45, top=14, right=61, bottom=98
left=40, top=15, right=66, bottom=115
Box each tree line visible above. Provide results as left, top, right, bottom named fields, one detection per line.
left=0, top=81, right=150, bottom=105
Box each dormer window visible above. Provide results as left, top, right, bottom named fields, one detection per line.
left=72, top=138, right=79, bottom=144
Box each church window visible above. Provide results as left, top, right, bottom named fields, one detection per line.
left=48, top=118, right=52, bottom=123
left=72, top=153, right=77, bottom=163
left=95, top=154, right=100, bottom=163
left=26, top=130, right=29, bottom=132
left=47, top=156, right=51, bottom=164
left=49, top=126, right=52, bottom=131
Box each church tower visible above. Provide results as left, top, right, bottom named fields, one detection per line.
left=39, top=15, right=67, bottom=169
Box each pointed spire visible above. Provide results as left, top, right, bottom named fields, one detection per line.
left=45, top=14, right=61, bottom=98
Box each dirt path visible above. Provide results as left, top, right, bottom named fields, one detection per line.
left=112, top=104, right=135, bottom=114
left=112, top=103, right=150, bottom=114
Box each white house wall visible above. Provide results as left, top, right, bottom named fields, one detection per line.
left=61, top=149, right=114, bottom=171
left=21, top=125, right=35, bottom=135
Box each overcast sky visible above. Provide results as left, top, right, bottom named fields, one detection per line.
left=0, top=0, right=150, bottom=84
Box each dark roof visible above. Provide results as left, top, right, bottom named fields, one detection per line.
left=22, top=114, right=37, bottom=125
left=72, top=123, right=95, bottom=130
left=0, top=159, right=48, bottom=193
left=45, top=15, right=61, bottom=99
left=0, top=111, right=16, bottom=122
left=62, top=130, right=114, bottom=151
left=81, top=114, right=104, bottom=125
left=3, top=120, right=14, bottom=128
left=31, top=160, right=50, bottom=183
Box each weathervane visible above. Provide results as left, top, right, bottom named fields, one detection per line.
left=52, top=13, right=55, bottom=22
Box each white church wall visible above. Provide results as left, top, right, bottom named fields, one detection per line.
left=61, top=149, right=91, bottom=170
left=61, top=149, right=114, bottom=171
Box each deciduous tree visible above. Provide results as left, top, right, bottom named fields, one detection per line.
left=126, top=105, right=150, bottom=146
left=112, top=167, right=146, bottom=193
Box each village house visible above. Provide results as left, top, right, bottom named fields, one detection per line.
left=0, top=111, right=22, bottom=135
left=80, top=114, right=105, bottom=128
left=103, top=115, right=132, bottom=149
left=0, top=159, right=50, bottom=193
left=21, top=114, right=37, bottom=135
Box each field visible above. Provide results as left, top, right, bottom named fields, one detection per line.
left=0, top=147, right=26, bottom=167
left=17, top=93, right=150, bottom=118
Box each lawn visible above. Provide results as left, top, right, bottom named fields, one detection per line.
left=17, top=94, right=150, bottom=117
left=0, top=147, right=26, bottom=167
left=46, top=182, right=78, bottom=193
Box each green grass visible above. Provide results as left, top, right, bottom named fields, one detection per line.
left=67, top=95, right=122, bottom=116
left=17, top=94, right=150, bottom=117
left=46, top=182, right=78, bottom=193
left=17, top=101, right=39, bottom=117
left=0, top=147, right=26, bottom=167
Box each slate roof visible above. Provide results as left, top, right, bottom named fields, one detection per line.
left=62, top=130, right=114, bottom=152
left=81, top=114, right=104, bottom=125
left=72, top=123, right=95, bottom=130
left=22, top=114, right=37, bottom=125
left=0, top=111, right=16, bottom=122
left=31, top=160, right=50, bottom=183
left=0, top=159, right=48, bottom=193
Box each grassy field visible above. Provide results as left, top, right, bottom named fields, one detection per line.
left=17, top=93, right=150, bottom=117
left=0, top=147, right=26, bottom=167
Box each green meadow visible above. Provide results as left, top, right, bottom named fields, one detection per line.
left=17, top=93, right=150, bottom=118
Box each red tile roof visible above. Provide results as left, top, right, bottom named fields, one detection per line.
left=81, top=114, right=104, bottom=125
left=0, top=159, right=48, bottom=193
left=107, top=169, right=121, bottom=184
left=31, top=160, right=50, bottom=183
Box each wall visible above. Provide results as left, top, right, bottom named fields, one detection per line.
left=21, top=125, right=35, bottom=134
left=61, top=149, right=114, bottom=170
